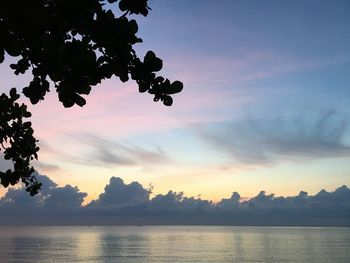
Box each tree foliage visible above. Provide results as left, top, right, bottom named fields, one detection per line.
left=0, top=0, right=183, bottom=195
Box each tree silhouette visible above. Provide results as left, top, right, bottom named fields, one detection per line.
left=0, top=0, right=183, bottom=195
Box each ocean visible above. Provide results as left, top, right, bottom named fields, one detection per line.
left=0, top=226, right=349, bottom=262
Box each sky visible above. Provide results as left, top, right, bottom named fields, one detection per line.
left=1, top=0, right=350, bottom=207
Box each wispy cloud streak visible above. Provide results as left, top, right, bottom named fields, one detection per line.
left=65, top=134, right=170, bottom=167
left=192, top=110, right=350, bottom=165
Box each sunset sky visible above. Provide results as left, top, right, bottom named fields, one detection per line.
left=1, top=0, right=350, bottom=204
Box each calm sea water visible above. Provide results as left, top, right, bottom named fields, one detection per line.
left=0, top=226, right=349, bottom=262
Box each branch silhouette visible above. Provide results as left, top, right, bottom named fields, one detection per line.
left=0, top=0, right=183, bottom=195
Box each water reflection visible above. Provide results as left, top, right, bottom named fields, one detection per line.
left=75, top=228, right=102, bottom=261
left=0, top=226, right=349, bottom=262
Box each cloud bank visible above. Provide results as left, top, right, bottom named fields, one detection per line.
left=1, top=174, right=349, bottom=226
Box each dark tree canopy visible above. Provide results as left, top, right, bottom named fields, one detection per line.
left=0, top=0, right=183, bottom=195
